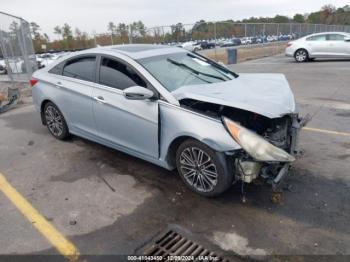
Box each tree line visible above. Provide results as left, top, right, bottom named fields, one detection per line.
left=26, top=4, right=350, bottom=53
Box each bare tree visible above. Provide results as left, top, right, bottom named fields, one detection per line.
left=30, top=22, right=41, bottom=40
left=53, top=26, right=62, bottom=39
left=107, top=22, right=117, bottom=44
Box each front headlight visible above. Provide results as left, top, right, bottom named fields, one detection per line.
left=222, top=117, right=295, bottom=162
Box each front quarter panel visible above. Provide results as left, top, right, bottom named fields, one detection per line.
left=159, top=101, right=241, bottom=168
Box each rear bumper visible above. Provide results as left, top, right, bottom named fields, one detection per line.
left=285, top=49, right=294, bottom=57
left=285, top=46, right=295, bottom=57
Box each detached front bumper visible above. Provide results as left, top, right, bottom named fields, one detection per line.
left=268, top=114, right=310, bottom=191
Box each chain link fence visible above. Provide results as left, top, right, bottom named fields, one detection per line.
left=91, top=22, right=350, bottom=62
left=88, top=22, right=350, bottom=62
left=125, top=22, right=350, bottom=62
left=0, top=11, right=37, bottom=83
left=126, top=22, right=350, bottom=44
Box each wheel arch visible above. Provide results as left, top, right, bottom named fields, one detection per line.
left=171, top=135, right=236, bottom=196
left=166, top=135, right=194, bottom=169
left=40, top=100, right=69, bottom=127
left=294, top=47, right=310, bottom=57
left=165, top=135, right=236, bottom=170
left=40, top=99, right=52, bottom=125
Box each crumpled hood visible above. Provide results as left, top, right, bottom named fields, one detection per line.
left=172, top=73, right=296, bottom=118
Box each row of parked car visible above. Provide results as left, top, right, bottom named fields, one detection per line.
left=0, top=52, right=70, bottom=75
left=176, top=34, right=295, bottom=51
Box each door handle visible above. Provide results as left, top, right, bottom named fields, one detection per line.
left=93, top=96, right=106, bottom=104
left=55, top=81, right=64, bottom=88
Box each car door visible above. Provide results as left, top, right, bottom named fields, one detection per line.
left=326, top=34, right=350, bottom=57
left=92, top=55, right=159, bottom=158
left=305, top=34, right=328, bottom=57
left=48, top=55, right=97, bottom=136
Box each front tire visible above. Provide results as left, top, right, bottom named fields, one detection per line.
left=176, top=139, right=233, bottom=197
left=294, top=49, right=309, bottom=62
left=43, top=102, right=69, bottom=140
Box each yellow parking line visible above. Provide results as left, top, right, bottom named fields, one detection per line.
left=0, top=173, right=80, bottom=261
left=303, top=127, right=350, bottom=137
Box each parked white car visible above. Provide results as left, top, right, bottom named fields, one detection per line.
left=241, top=37, right=252, bottom=45
left=266, top=35, right=276, bottom=42
left=37, top=53, right=59, bottom=68
left=286, top=32, right=350, bottom=62
left=179, top=42, right=202, bottom=52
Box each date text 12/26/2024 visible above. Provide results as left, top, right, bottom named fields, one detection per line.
left=127, top=255, right=220, bottom=261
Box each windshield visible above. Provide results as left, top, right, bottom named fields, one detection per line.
left=138, top=52, right=237, bottom=92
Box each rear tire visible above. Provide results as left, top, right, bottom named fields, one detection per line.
left=294, top=49, right=309, bottom=62
left=176, top=139, right=233, bottom=197
left=43, top=102, right=69, bottom=140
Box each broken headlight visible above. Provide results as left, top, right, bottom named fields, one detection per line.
left=222, top=117, right=295, bottom=162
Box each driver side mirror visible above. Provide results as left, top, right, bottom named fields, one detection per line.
left=344, top=37, right=350, bottom=42
left=123, top=86, right=154, bottom=100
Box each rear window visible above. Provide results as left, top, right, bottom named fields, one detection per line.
left=327, top=34, right=345, bottom=41
left=49, top=63, right=63, bottom=75
left=62, top=56, right=96, bottom=82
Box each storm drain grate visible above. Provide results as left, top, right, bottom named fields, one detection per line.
left=143, top=230, right=231, bottom=261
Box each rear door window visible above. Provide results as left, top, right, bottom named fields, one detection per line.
left=306, top=34, right=327, bottom=41
left=327, top=34, right=345, bottom=41
left=99, top=57, right=146, bottom=90
left=62, top=56, right=96, bottom=82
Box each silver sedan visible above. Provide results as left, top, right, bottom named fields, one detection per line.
left=31, top=44, right=304, bottom=197
left=286, top=32, right=350, bottom=62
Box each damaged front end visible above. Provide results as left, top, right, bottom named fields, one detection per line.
left=180, top=98, right=309, bottom=191
left=222, top=113, right=307, bottom=192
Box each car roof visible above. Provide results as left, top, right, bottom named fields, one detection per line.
left=41, top=44, right=189, bottom=72
left=86, top=44, right=187, bottom=60
left=306, top=31, right=350, bottom=37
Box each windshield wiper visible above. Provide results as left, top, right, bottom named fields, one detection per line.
left=187, top=53, right=239, bottom=78
left=167, top=58, right=227, bottom=81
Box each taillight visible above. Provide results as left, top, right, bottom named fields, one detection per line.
left=30, top=78, right=38, bottom=87
left=286, top=42, right=292, bottom=47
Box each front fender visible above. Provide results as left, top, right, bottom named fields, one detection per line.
left=159, top=101, right=241, bottom=166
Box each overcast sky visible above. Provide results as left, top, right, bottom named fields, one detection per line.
left=1, top=0, right=349, bottom=39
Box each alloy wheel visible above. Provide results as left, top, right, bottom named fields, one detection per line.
left=45, top=105, right=64, bottom=137
left=179, top=147, right=218, bottom=192
left=295, top=50, right=307, bottom=62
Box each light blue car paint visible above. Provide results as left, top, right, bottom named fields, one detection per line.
left=32, top=44, right=297, bottom=171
